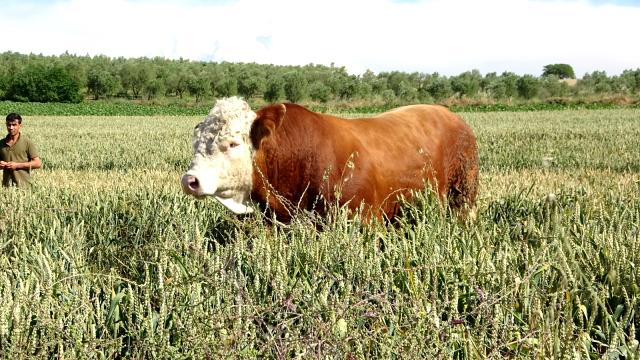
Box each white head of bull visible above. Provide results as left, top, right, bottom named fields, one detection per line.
left=181, top=97, right=256, bottom=214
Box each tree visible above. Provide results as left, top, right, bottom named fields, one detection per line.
left=0, top=71, right=7, bottom=99
left=144, top=77, right=165, bottom=100
left=338, top=76, right=359, bottom=100
left=616, top=68, right=640, bottom=94
left=479, top=72, right=496, bottom=94
left=361, top=69, right=387, bottom=95
left=450, top=70, right=482, bottom=98
left=284, top=71, right=307, bottom=103
left=381, top=89, right=396, bottom=104
left=87, top=68, right=118, bottom=100
left=396, top=80, right=418, bottom=101
left=580, top=71, right=612, bottom=94
left=264, top=76, right=284, bottom=103
left=7, top=63, right=82, bottom=103
left=488, top=71, right=518, bottom=100
left=425, top=74, right=452, bottom=101
left=187, top=74, right=210, bottom=103
left=59, top=52, right=88, bottom=90
left=309, top=81, right=331, bottom=103
left=237, top=71, right=265, bottom=99
left=516, top=75, right=540, bottom=99
left=539, top=75, right=571, bottom=98
left=120, top=61, right=152, bottom=98
left=382, top=71, right=411, bottom=98
left=357, top=82, right=373, bottom=99
left=542, top=64, right=575, bottom=79
left=215, top=77, right=238, bottom=98
left=324, top=66, right=351, bottom=97
left=47, top=66, right=83, bottom=103
left=165, top=68, right=190, bottom=99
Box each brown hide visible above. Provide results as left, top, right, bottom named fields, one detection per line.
left=249, top=103, right=478, bottom=222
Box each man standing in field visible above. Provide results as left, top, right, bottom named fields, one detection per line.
left=0, top=113, right=41, bottom=187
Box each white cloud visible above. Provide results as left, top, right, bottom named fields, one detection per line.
left=1, top=0, right=638, bottom=76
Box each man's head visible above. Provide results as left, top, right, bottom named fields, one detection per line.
left=6, top=113, right=22, bottom=137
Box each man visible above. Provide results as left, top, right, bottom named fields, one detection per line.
left=0, top=113, right=41, bottom=187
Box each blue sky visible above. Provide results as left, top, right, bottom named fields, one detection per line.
left=1, top=0, right=639, bottom=77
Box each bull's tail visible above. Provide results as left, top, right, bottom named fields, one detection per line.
left=446, top=125, right=479, bottom=222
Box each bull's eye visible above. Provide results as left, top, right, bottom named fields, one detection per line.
left=229, top=142, right=240, bottom=149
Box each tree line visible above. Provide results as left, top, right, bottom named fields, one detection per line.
left=1, top=51, right=639, bottom=106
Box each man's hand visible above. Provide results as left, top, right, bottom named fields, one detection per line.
left=1, top=161, right=20, bottom=170
left=0, top=161, right=6, bottom=169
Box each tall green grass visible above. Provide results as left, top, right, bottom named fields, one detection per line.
left=1, top=109, right=638, bottom=358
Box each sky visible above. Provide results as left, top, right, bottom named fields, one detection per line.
left=1, top=0, right=639, bottom=77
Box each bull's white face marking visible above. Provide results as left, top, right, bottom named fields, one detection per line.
left=183, top=97, right=256, bottom=214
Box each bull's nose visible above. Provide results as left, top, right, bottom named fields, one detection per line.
left=181, top=174, right=200, bottom=193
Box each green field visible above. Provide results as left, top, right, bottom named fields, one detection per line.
left=1, top=109, right=639, bottom=358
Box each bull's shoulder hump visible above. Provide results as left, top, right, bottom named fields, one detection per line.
left=281, top=103, right=348, bottom=125
left=381, top=104, right=452, bottom=115
left=366, top=104, right=457, bottom=123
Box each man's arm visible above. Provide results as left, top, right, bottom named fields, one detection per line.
left=2, top=157, right=41, bottom=170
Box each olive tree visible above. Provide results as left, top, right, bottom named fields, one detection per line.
left=516, top=74, right=540, bottom=99
left=542, top=64, right=575, bottom=79
left=264, top=76, right=284, bottom=103
left=309, top=81, right=331, bottom=103
left=284, top=71, right=308, bottom=103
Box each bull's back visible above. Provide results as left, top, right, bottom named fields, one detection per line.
left=347, top=105, right=459, bottom=148
left=344, top=105, right=466, bottom=176
left=334, top=105, right=476, bottom=217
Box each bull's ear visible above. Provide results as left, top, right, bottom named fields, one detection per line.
left=250, top=104, right=286, bottom=149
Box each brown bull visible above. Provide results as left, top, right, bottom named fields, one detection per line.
left=181, top=97, right=478, bottom=222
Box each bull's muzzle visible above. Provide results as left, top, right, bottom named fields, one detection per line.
left=181, top=174, right=200, bottom=195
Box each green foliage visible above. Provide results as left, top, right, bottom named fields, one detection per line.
left=144, top=77, right=165, bottom=100
left=539, top=75, right=572, bottom=98
left=517, top=75, right=540, bottom=100
left=309, top=81, right=332, bottom=103
left=5, top=63, right=82, bottom=103
left=263, top=76, right=284, bottom=103
left=214, top=77, right=238, bottom=98
left=0, top=109, right=639, bottom=357
left=186, top=74, right=210, bottom=103
left=1, top=97, right=638, bottom=118
left=237, top=71, right=266, bottom=99
left=0, top=72, right=8, bottom=99
left=581, top=71, right=613, bottom=94
left=86, top=68, right=119, bottom=100
left=620, top=68, right=640, bottom=94
left=501, top=71, right=519, bottom=98
left=396, top=80, right=418, bottom=101
left=425, top=74, right=453, bottom=101
left=284, top=71, right=308, bottom=103
left=337, top=75, right=359, bottom=100
left=0, top=52, right=639, bottom=110
left=542, top=63, right=576, bottom=79
left=0, top=100, right=211, bottom=116
left=450, top=70, right=482, bottom=98
left=165, top=66, right=190, bottom=99
left=119, top=61, right=153, bottom=98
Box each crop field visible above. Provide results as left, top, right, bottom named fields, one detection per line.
left=1, top=108, right=639, bottom=358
